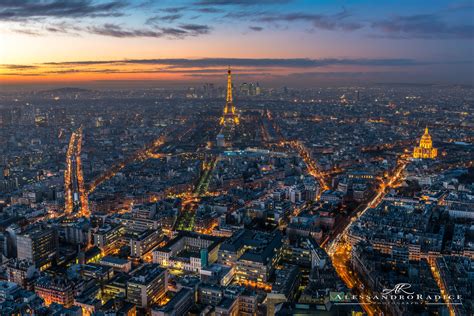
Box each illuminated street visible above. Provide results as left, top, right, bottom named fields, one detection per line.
left=286, top=140, right=330, bottom=193
left=326, top=158, right=409, bottom=315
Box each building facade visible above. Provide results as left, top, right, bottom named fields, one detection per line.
left=413, top=127, right=437, bottom=159
left=126, top=264, right=167, bottom=308
left=16, top=226, right=58, bottom=270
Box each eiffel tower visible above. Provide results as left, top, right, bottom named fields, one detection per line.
left=219, top=67, right=239, bottom=126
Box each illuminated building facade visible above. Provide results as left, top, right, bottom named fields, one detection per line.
left=413, top=127, right=438, bottom=159
left=151, top=288, right=194, bottom=316
left=64, top=221, right=91, bottom=246
left=126, top=264, right=167, bottom=308
left=153, top=232, right=222, bottom=273
left=92, top=224, right=125, bottom=255
left=34, top=276, right=74, bottom=307
left=129, top=229, right=163, bottom=258
left=16, top=226, right=58, bottom=270
left=99, top=256, right=132, bottom=273
left=218, top=229, right=282, bottom=284
left=6, top=259, right=37, bottom=289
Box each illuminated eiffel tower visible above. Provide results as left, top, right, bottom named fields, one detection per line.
left=219, top=67, right=240, bottom=126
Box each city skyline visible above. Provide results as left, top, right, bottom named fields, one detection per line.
left=1, top=0, right=473, bottom=87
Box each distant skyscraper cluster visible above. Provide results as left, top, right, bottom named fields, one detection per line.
left=239, top=82, right=261, bottom=96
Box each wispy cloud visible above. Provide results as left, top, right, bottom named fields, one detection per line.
left=0, top=64, right=37, bottom=69
left=2, top=0, right=473, bottom=43
left=43, top=68, right=263, bottom=75
left=0, top=0, right=127, bottom=21
left=372, top=14, right=474, bottom=39
left=45, top=21, right=83, bottom=34
left=146, top=14, right=183, bottom=25
left=85, top=23, right=211, bottom=39
left=249, top=26, right=263, bottom=31
left=88, top=23, right=162, bottom=38
left=0, top=72, right=42, bottom=76
left=285, top=71, right=402, bottom=78
left=3, top=58, right=471, bottom=85
left=158, top=27, right=188, bottom=37
left=194, top=0, right=290, bottom=6
left=194, top=7, right=224, bottom=13
left=42, top=57, right=428, bottom=68
left=10, top=21, right=84, bottom=36
left=223, top=11, right=269, bottom=19
left=0, top=66, right=272, bottom=77
left=159, top=6, right=187, bottom=13
left=179, top=24, right=211, bottom=35
left=256, top=10, right=363, bottom=31
left=11, top=28, right=42, bottom=36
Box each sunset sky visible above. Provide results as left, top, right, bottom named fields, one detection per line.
left=1, top=0, right=473, bottom=87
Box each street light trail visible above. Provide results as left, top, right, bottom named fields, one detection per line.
left=75, top=127, right=90, bottom=217
left=64, top=131, right=76, bottom=214
left=326, top=158, right=408, bottom=255
left=285, top=140, right=330, bottom=194
left=64, top=127, right=90, bottom=217
left=429, top=258, right=456, bottom=316
left=87, top=136, right=166, bottom=194
left=324, top=157, right=408, bottom=316
left=175, top=156, right=218, bottom=231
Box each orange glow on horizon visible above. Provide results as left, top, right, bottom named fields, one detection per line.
left=0, top=64, right=384, bottom=84
left=0, top=63, right=279, bottom=83
left=0, top=72, right=192, bottom=83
